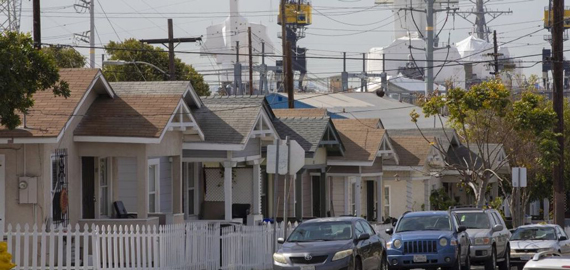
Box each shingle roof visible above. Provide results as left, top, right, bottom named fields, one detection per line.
left=192, top=96, right=265, bottom=144
left=273, top=117, right=330, bottom=154
left=330, top=119, right=385, bottom=162
left=273, top=108, right=328, bottom=118
left=110, top=81, right=189, bottom=96
left=389, top=136, right=434, bottom=167
left=74, top=94, right=181, bottom=138
left=388, top=128, right=457, bottom=143
left=332, top=118, right=381, bottom=130
left=0, top=68, right=100, bottom=138
left=447, top=143, right=504, bottom=169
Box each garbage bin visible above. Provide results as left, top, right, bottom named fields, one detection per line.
left=525, top=215, right=532, bottom=225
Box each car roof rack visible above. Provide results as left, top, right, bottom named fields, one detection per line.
left=532, top=250, right=561, bottom=261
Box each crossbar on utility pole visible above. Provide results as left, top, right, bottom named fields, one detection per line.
left=139, top=18, right=202, bottom=81
left=487, top=30, right=503, bottom=78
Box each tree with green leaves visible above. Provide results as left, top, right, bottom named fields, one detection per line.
left=0, top=32, right=70, bottom=130
left=42, top=46, right=86, bottom=68
left=411, top=80, right=558, bottom=223
left=103, top=39, right=210, bottom=96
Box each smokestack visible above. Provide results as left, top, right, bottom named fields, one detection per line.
left=230, top=0, right=239, bottom=16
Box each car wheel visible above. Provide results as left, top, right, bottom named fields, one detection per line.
left=484, top=246, right=496, bottom=270
left=356, top=257, right=363, bottom=270
left=461, top=249, right=471, bottom=270
left=379, top=253, right=388, bottom=270
left=498, top=246, right=510, bottom=270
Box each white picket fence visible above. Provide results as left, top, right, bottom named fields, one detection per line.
left=1, top=222, right=392, bottom=270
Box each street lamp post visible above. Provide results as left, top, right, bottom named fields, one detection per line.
left=102, top=60, right=171, bottom=79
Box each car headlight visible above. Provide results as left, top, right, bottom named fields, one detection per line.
left=393, top=239, right=402, bottom=249
left=273, top=253, right=287, bottom=264
left=332, top=249, right=353, bottom=261
left=473, top=237, right=491, bottom=245
left=439, top=238, right=448, bottom=247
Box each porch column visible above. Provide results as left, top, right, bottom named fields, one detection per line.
left=355, top=176, right=362, bottom=217
left=223, top=161, right=236, bottom=221
left=295, top=170, right=304, bottom=220
left=406, top=179, right=413, bottom=211
left=344, top=177, right=350, bottom=215
left=136, top=156, right=149, bottom=219
left=424, top=179, right=430, bottom=211
left=172, top=156, right=182, bottom=214
left=320, top=170, right=326, bottom=217
left=376, top=175, right=383, bottom=222
left=252, top=160, right=262, bottom=215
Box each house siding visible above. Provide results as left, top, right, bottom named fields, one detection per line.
left=118, top=157, right=138, bottom=213
left=331, top=176, right=345, bottom=216
left=159, top=157, right=172, bottom=213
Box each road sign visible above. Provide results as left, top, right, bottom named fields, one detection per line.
left=512, top=167, right=527, bottom=187
left=266, top=140, right=305, bottom=175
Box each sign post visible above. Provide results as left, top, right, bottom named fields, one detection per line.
left=512, top=167, right=527, bottom=227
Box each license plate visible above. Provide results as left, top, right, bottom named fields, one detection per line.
left=413, top=255, right=427, bottom=263
left=521, top=255, right=532, bottom=261
left=301, top=266, right=315, bottom=270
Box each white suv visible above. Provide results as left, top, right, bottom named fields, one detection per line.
left=523, top=251, right=570, bottom=270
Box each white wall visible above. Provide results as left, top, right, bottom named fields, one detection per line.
left=117, top=157, right=138, bottom=213
left=159, top=157, right=172, bottom=213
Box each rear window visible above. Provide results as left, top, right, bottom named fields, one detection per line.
left=457, top=212, right=491, bottom=229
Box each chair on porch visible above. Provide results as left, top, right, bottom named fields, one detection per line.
left=113, top=201, right=137, bottom=219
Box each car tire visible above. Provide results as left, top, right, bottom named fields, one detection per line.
left=356, top=257, right=362, bottom=270
left=498, top=246, right=510, bottom=270
left=485, top=246, right=497, bottom=270
left=461, top=249, right=471, bottom=270
left=379, top=253, right=389, bottom=270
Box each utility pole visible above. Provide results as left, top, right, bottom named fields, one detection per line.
left=32, top=0, right=40, bottom=49
left=139, top=19, right=202, bottom=81
left=342, top=52, right=348, bottom=92
left=234, top=41, right=243, bottom=95
left=361, top=53, right=368, bottom=92
left=455, top=0, right=512, bottom=42
left=551, top=0, right=565, bottom=227
left=280, top=0, right=294, bottom=107
left=487, top=30, right=502, bottom=78
left=286, top=41, right=294, bottom=108
left=425, top=0, right=434, bottom=95
left=89, top=0, right=95, bottom=68
left=248, top=27, right=254, bottom=95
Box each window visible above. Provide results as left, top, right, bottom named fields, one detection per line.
left=183, top=162, right=198, bottom=217
left=360, top=221, right=375, bottom=235
left=99, top=158, right=110, bottom=217
left=288, top=221, right=353, bottom=242
left=148, top=159, right=160, bottom=213
left=384, top=186, right=391, bottom=218
left=457, top=212, right=491, bottom=229
left=354, top=221, right=366, bottom=236
left=51, top=149, right=69, bottom=228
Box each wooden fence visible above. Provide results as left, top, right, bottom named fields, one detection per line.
left=0, top=222, right=392, bottom=270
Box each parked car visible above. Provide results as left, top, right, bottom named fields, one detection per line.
left=385, top=211, right=470, bottom=270
left=522, top=251, right=570, bottom=270
left=272, top=217, right=387, bottom=270
left=510, top=224, right=570, bottom=270
left=452, top=207, right=511, bottom=270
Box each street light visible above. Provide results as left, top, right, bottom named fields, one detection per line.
left=102, top=60, right=170, bottom=78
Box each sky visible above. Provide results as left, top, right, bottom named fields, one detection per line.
left=17, top=0, right=556, bottom=90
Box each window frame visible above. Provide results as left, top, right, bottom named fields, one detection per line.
left=99, top=157, right=111, bottom=218
left=183, top=162, right=199, bottom=218
left=148, top=158, right=160, bottom=213
left=384, top=185, right=391, bottom=218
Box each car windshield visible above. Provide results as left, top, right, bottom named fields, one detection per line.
left=287, top=221, right=353, bottom=242
left=396, top=215, right=451, bottom=232
left=511, top=227, right=557, bottom=241
left=456, top=212, right=491, bottom=229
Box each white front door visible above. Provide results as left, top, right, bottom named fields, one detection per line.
left=0, top=154, right=5, bottom=235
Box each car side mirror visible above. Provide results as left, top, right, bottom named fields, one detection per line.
left=357, top=233, right=370, bottom=241
left=277, top=238, right=285, bottom=244
left=493, top=224, right=504, bottom=232
left=385, top=228, right=394, bottom=235
left=559, top=236, right=568, bottom=241
left=457, top=225, right=467, bottom=233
